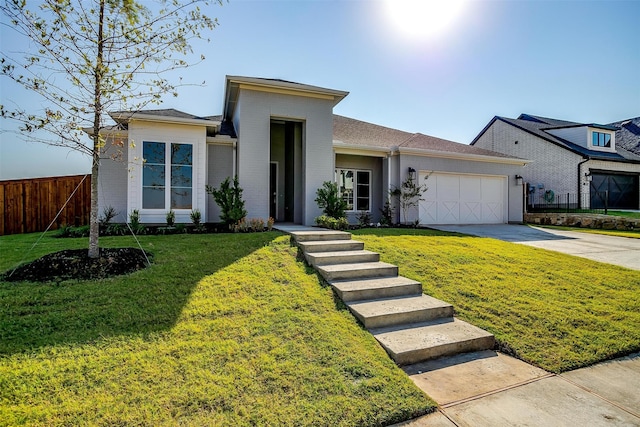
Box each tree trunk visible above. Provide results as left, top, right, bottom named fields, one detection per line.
left=88, top=150, right=100, bottom=258
left=88, top=0, right=105, bottom=259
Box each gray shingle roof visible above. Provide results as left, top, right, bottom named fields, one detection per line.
left=481, top=115, right=640, bottom=162
left=334, top=115, right=520, bottom=159
left=518, top=114, right=582, bottom=127
left=609, top=116, right=640, bottom=156
left=400, top=133, right=516, bottom=158
left=333, top=115, right=413, bottom=148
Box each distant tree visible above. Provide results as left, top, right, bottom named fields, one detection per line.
left=0, top=0, right=220, bottom=258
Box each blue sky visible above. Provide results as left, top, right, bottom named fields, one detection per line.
left=1, top=0, right=639, bottom=179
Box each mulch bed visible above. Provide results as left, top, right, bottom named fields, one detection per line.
left=2, top=248, right=152, bottom=282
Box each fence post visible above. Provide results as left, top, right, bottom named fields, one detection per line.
left=567, top=193, right=570, bottom=212
left=605, top=190, right=608, bottom=215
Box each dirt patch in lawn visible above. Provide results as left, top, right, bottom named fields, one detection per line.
left=2, top=248, right=152, bottom=282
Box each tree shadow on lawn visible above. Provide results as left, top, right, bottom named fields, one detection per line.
left=350, top=227, right=473, bottom=238
left=0, top=232, right=280, bottom=355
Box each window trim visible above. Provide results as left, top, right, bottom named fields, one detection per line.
left=335, top=168, right=372, bottom=213
left=141, top=140, right=194, bottom=211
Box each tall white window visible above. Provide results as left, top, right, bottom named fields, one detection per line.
left=336, top=168, right=371, bottom=211
left=142, top=141, right=193, bottom=209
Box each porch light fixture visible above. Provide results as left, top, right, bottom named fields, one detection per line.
left=515, top=175, right=523, bottom=185
left=585, top=171, right=593, bottom=182
left=408, top=167, right=416, bottom=180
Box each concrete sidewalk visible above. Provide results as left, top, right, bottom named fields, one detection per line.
left=430, top=224, right=640, bottom=271
left=397, top=351, right=640, bottom=426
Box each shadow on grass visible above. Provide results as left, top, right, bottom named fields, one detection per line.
left=350, top=227, right=471, bottom=238
left=0, top=232, right=280, bottom=355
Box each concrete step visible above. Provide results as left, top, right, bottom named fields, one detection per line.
left=317, top=262, right=398, bottom=282
left=291, top=230, right=352, bottom=242
left=306, top=250, right=380, bottom=267
left=298, top=239, right=365, bottom=253
left=331, top=276, right=423, bottom=302
left=371, top=318, right=495, bottom=366
left=347, top=295, right=454, bottom=329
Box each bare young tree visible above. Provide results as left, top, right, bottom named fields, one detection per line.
left=1, top=0, right=220, bottom=257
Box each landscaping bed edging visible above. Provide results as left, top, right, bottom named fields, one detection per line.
left=524, top=213, right=640, bottom=230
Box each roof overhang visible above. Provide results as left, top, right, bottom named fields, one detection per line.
left=110, top=111, right=219, bottom=128
left=206, top=136, right=237, bottom=146
left=333, top=141, right=390, bottom=158
left=397, top=146, right=529, bottom=165
left=83, top=126, right=128, bottom=138
left=224, top=75, right=349, bottom=120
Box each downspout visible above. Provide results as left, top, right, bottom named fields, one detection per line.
left=387, top=152, right=392, bottom=197
left=577, top=156, right=589, bottom=209
left=232, top=141, right=237, bottom=178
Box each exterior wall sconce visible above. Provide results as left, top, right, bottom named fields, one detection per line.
left=585, top=171, right=593, bottom=182
left=515, top=174, right=523, bottom=185
left=408, top=167, right=416, bottom=180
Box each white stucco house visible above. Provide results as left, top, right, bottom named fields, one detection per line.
left=98, top=76, right=527, bottom=226
left=471, top=114, right=640, bottom=210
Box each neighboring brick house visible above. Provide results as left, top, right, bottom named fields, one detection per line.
left=96, top=76, right=528, bottom=226
left=471, top=114, right=640, bottom=210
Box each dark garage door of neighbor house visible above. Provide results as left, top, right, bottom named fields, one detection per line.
left=590, top=172, right=639, bottom=209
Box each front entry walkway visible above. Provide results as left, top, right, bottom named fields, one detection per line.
left=430, top=224, right=640, bottom=271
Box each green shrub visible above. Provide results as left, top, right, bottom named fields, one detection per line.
left=99, top=206, right=118, bottom=226
left=106, top=223, right=126, bottom=236
left=206, top=176, right=247, bottom=227
left=70, top=225, right=90, bottom=237
left=315, top=215, right=349, bottom=230
left=190, top=209, right=202, bottom=225
left=56, top=224, right=71, bottom=237
left=129, top=209, right=140, bottom=228
left=315, top=181, right=347, bottom=219
left=379, top=199, right=395, bottom=227
left=166, top=210, right=175, bottom=226
left=356, top=211, right=372, bottom=228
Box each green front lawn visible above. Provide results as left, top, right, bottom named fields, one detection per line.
left=353, top=228, right=640, bottom=373
left=0, top=232, right=433, bottom=426
left=608, top=210, right=640, bottom=219
left=535, top=225, right=640, bottom=239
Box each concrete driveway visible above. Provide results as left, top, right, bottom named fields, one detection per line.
left=429, top=224, right=640, bottom=271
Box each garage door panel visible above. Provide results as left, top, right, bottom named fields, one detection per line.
left=436, top=174, right=460, bottom=200
left=438, top=201, right=460, bottom=223
left=482, top=202, right=503, bottom=223
left=460, top=176, right=482, bottom=201
left=420, top=172, right=506, bottom=225
left=460, top=202, right=482, bottom=223
left=420, top=200, right=437, bottom=223
left=482, top=177, right=504, bottom=202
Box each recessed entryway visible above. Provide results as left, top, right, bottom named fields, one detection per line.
left=270, top=120, right=303, bottom=223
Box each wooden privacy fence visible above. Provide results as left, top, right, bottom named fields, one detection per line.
left=0, top=174, right=91, bottom=236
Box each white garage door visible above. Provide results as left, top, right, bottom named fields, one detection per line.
left=419, top=172, right=507, bottom=225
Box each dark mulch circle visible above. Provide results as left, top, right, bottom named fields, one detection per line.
left=2, top=248, right=152, bottom=282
